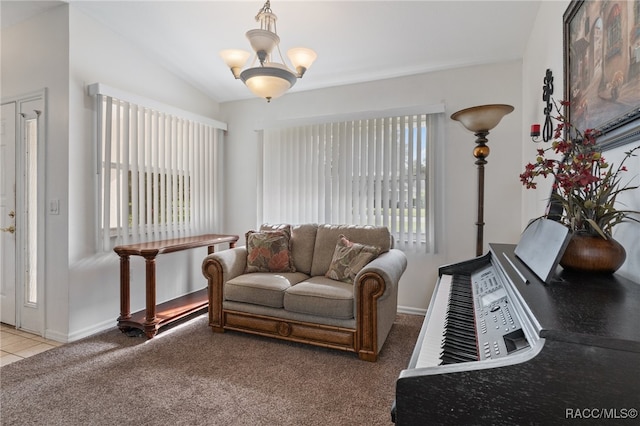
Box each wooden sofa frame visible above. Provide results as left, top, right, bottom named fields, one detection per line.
left=203, top=257, right=387, bottom=362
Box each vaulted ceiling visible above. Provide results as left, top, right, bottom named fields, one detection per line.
left=2, top=1, right=542, bottom=103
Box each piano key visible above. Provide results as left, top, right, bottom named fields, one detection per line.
left=415, top=274, right=452, bottom=368
left=416, top=272, right=484, bottom=368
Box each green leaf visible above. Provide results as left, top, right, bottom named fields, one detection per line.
left=585, top=219, right=607, bottom=239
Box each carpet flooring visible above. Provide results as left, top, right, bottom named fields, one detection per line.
left=0, top=313, right=423, bottom=425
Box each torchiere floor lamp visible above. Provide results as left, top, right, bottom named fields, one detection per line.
left=451, top=104, right=514, bottom=256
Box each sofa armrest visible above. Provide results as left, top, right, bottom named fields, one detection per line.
left=202, top=246, right=247, bottom=282
left=356, top=249, right=407, bottom=298
left=202, top=247, right=247, bottom=331
left=353, top=249, right=407, bottom=361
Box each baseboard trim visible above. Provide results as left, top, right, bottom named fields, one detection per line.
left=50, top=307, right=426, bottom=343
left=62, top=318, right=116, bottom=343
left=397, top=305, right=426, bottom=316
left=44, top=329, right=69, bottom=343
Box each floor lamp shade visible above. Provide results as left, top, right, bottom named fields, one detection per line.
left=450, top=104, right=514, bottom=133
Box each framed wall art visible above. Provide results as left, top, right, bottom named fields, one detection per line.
left=563, top=0, right=640, bottom=149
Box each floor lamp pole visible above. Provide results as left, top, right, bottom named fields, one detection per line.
left=473, top=131, right=489, bottom=257
left=450, top=104, right=514, bottom=257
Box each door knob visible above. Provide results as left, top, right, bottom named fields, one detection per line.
left=1, top=225, right=15, bottom=234
left=8, top=210, right=15, bottom=218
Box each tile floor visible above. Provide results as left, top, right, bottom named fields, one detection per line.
left=0, top=323, right=62, bottom=367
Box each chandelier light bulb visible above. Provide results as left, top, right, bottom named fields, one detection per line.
left=220, top=50, right=251, bottom=78
left=287, top=48, right=318, bottom=77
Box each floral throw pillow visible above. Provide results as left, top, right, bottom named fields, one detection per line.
left=325, top=234, right=381, bottom=283
left=245, top=230, right=295, bottom=273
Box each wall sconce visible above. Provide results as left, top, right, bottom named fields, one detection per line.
left=531, top=68, right=554, bottom=143
left=451, top=104, right=514, bottom=257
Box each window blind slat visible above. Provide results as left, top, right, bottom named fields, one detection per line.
left=130, top=105, right=139, bottom=240
left=121, top=102, right=131, bottom=245
left=358, top=120, right=366, bottom=224
left=320, top=124, right=329, bottom=223
left=390, top=117, right=398, bottom=238
left=287, top=129, right=295, bottom=222
left=302, top=126, right=310, bottom=222
left=195, top=123, right=202, bottom=232
left=150, top=111, right=158, bottom=236
left=366, top=119, right=375, bottom=224
left=178, top=119, right=186, bottom=232
left=160, top=113, right=168, bottom=239
left=330, top=123, right=339, bottom=221
left=407, top=115, right=415, bottom=249
left=102, top=96, right=113, bottom=252
left=339, top=122, right=348, bottom=224
left=142, top=108, right=148, bottom=238
left=170, top=117, right=178, bottom=236
left=114, top=100, right=122, bottom=245
left=375, top=118, right=382, bottom=226
left=398, top=116, right=406, bottom=248
left=344, top=121, right=353, bottom=224
left=187, top=121, right=195, bottom=230
left=312, top=125, right=320, bottom=223
left=415, top=115, right=424, bottom=250
left=382, top=118, right=392, bottom=229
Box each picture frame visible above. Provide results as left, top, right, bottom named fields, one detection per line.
left=563, top=0, right=640, bottom=150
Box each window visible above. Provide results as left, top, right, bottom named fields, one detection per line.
left=260, top=108, right=444, bottom=252
left=91, top=84, right=226, bottom=251
left=606, top=4, right=622, bottom=58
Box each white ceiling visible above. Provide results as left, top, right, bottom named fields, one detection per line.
left=2, top=1, right=542, bottom=103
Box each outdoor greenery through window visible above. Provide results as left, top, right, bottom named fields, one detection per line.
left=261, top=109, right=444, bottom=252
left=123, top=170, right=192, bottom=228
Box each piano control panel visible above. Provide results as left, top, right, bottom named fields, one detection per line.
left=472, top=266, right=530, bottom=361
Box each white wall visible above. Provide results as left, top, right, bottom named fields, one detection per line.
left=521, top=0, right=567, bottom=223
left=522, top=0, right=640, bottom=283
left=219, top=61, right=524, bottom=312
left=1, top=4, right=71, bottom=339
left=605, top=146, right=640, bottom=281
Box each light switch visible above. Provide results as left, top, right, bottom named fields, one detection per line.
left=49, top=199, right=59, bottom=215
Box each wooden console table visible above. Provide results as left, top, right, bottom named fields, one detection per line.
left=114, top=234, right=239, bottom=338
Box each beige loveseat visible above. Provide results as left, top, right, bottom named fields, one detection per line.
left=202, top=223, right=407, bottom=361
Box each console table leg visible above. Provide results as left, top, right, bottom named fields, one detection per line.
left=118, top=255, right=131, bottom=326
left=143, top=255, right=159, bottom=338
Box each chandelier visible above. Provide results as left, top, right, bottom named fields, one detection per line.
left=220, top=1, right=317, bottom=102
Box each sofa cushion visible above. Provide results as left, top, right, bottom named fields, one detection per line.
left=245, top=228, right=295, bottom=273
left=311, top=225, right=391, bottom=277
left=262, top=223, right=317, bottom=275
left=284, top=276, right=354, bottom=319
left=225, top=272, right=309, bottom=308
left=325, top=234, right=381, bottom=283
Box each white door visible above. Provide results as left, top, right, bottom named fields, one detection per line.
left=1, top=102, right=17, bottom=325
left=0, top=93, right=45, bottom=335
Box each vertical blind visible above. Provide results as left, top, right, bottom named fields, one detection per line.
left=261, top=110, right=444, bottom=252
left=90, top=84, right=226, bottom=251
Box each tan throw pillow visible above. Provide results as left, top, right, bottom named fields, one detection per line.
left=245, top=229, right=296, bottom=273
left=325, top=234, right=380, bottom=283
